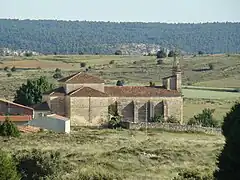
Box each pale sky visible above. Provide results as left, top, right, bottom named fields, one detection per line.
left=0, top=0, right=239, bottom=23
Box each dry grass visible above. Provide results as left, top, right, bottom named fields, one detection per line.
left=0, top=128, right=224, bottom=180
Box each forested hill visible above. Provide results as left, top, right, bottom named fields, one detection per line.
left=0, top=19, right=240, bottom=54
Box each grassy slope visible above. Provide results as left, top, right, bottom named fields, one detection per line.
left=0, top=128, right=224, bottom=180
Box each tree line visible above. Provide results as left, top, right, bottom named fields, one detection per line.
left=0, top=19, right=240, bottom=54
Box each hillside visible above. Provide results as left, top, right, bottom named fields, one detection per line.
left=0, top=19, right=240, bottom=54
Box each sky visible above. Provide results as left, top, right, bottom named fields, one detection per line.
left=0, top=0, right=239, bottom=23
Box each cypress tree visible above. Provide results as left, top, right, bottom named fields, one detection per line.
left=214, top=102, right=240, bottom=180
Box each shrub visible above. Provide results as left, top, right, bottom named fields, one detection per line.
left=55, top=68, right=61, bottom=73
left=214, top=102, right=240, bottom=179
left=156, top=50, right=167, bottom=58
left=0, top=117, right=20, bottom=137
left=11, top=66, right=16, bottom=72
left=0, top=150, right=20, bottom=180
left=173, top=169, right=213, bottom=180
left=150, top=115, right=164, bottom=123
left=133, top=61, right=137, bottom=64
left=14, top=149, right=63, bottom=180
left=166, top=116, right=179, bottom=123
left=4, top=66, right=9, bottom=71
left=157, top=59, right=163, bottom=65
left=116, top=80, right=124, bottom=86
left=168, top=50, right=176, bottom=57
left=108, top=116, right=121, bottom=129
left=7, top=72, right=12, bottom=77
left=80, top=62, right=86, bottom=68
left=53, top=72, right=63, bottom=79
left=208, top=63, right=214, bottom=70
left=149, top=81, right=155, bottom=87
left=109, top=60, right=115, bottom=64
left=187, top=108, right=218, bottom=127
left=115, top=50, right=122, bottom=55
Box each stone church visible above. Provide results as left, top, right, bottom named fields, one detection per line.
left=33, top=56, right=183, bottom=126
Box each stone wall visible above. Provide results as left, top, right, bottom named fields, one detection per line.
left=49, top=96, right=65, bottom=116
left=109, top=97, right=183, bottom=124
left=121, top=122, right=222, bottom=135
left=70, top=97, right=108, bottom=126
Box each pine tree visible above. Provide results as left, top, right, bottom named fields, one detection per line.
left=214, top=102, right=240, bottom=179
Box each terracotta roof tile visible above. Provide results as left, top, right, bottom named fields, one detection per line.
left=0, top=115, right=33, bottom=122
left=44, top=87, right=66, bottom=96
left=0, top=99, right=33, bottom=111
left=104, top=86, right=181, bottom=97
left=58, top=72, right=105, bottom=84
left=31, top=102, right=50, bottom=111
left=69, top=87, right=109, bottom=97
left=18, top=126, right=41, bottom=133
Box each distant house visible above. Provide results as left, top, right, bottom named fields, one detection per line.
left=0, top=99, right=34, bottom=125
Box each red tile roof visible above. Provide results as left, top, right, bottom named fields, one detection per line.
left=58, top=72, right=105, bottom=84
left=104, top=86, right=181, bottom=97
left=0, top=99, right=34, bottom=111
left=69, top=87, right=108, bottom=97
left=18, top=126, right=41, bottom=133
left=0, top=115, right=33, bottom=122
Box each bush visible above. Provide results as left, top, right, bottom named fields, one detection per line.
left=109, top=60, right=115, bottom=64
left=14, top=149, right=63, bottom=180
left=0, top=117, right=20, bottom=137
left=149, top=81, right=155, bottom=87
left=53, top=72, right=63, bottom=79
left=11, top=66, right=16, bottom=72
left=108, top=116, right=121, bottom=129
left=0, top=150, right=20, bottom=180
left=173, top=169, right=213, bottom=180
left=4, top=66, right=9, bottom=71
left=116, top=80, right=124, bottom=86
left=156, top=50, right=167, bottom=58
left=157, top=59, right=163, bottom=65
left=150, top=115, right=164, bottom=123
left=166, top=116, right=179, bottom=123
left=208, top=63, right=214, bottom=70
left=7, top=72, right=12, bottom=77
left=214, top=102, right=240, bottom=179
left=115, top=50, right=122, bottom=55
left=80, top=62, right=86, bottom=68
left=168, top=50, right=176, bottom=57
left=187, top=108, right=218, bottom=127
left=55, top=68, right=61, bottom=73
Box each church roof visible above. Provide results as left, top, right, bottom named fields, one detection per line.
left=104, top=86, right=181, bottom=97
left=43, top=87, right=66, bottom=96
left=58, top=72, right=105, bottom=84
left=69, top=87, right=109, bottom=97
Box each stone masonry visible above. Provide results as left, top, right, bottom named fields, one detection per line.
left=37, top=55, right=183, bottom=126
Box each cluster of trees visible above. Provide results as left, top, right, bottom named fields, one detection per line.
left=0, top=19, right=240, bottom=54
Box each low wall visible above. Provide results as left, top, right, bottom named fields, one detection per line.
left=121, top=122, right=222, bottom=135
left=29, top=116, right=70, bottom=133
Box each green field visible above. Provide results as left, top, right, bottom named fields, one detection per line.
left=0, top=54, right=240, bottom=123
left=0, top=127, right=224, bottom=179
